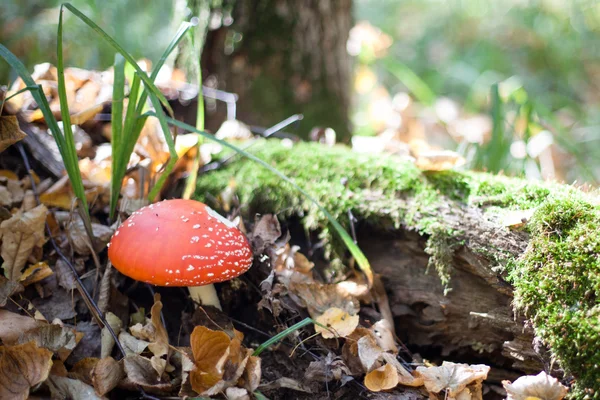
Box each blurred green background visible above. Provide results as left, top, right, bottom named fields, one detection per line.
left=2, top=0, right=599, bottom=183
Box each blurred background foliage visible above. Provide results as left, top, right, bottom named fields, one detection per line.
left=1, top=0, right=599, bottom=183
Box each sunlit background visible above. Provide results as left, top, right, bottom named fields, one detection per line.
left=2, top=0, right=599, bottom=183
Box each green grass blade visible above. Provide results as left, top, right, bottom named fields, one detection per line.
left=146, top=92, right=178, bottom=201
left=107, top=21, right=192, bottom=218
left=2, top=86, right=39, bottom=104
left=109, top=54, right=126, bottom=219
left=61, top=3, right=174, bottom=117
left=150, top=114, right=374, bottom=285
left=57, top=4, right=93, bottom=236
left=252, top=317, right=313, bottom=356
left=0, top=45, right=64, bottom=148
left=253, top=391, right=270, bottom=400
left=131, top=21, right=193, bottom=126
left=382, top=57, right=436, bottom=106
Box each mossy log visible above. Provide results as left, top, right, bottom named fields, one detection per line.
left=195, top=140, right=600, bottom=397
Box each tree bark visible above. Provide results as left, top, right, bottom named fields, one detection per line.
left=202, top=0, right=353, bottom=141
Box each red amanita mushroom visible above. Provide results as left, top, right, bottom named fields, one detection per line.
left=107, top=199, right=253, bottom=310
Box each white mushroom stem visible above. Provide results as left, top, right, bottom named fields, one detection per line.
left=188, top=284, right=222, bottom=310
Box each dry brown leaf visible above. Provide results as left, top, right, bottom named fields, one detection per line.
left=92, top=357, right=125, bottom=396
left=0, top=309, right=44, bottom=344
left=416, top=361, right=490, bottom=399
left=304, top=353, right=350, bottom=383
left=147, top=294, right=170, bottom=361
left=48, top=375, right=105, bottom=400
left=68, top=218, right=113, bottom=255
left=0, top=115, right=27, bottom=153
left=101, top=312, right=123, bottom=359
left=119, top=331, right=149, bottom=355
left=287, top=279, right=360, bottom=317
left=0, top=204, right=47, bottom=280
left=314, top=307, right=359, bottom=339
left=123, top=354, right=171, bottom=389
left=503, top=371, right=568, bottom=400
left=189, top=326, right=231, bottom=393
left=18, top=323, right=78, bottom=360
left=69, top=357, right=100, bottom=385
left=0, top=276, right=23, bottom=306
left=258, top=377, right=313, bottom=393
left=0, top=341, right=53, bottom=400
left=226, top=386, right=250, bottom=400
left=357, top=333, right=384, bottom=372
left=370, top=319, right=397, bottom=353
left=242, top=355, right=261, bottom=392
left=365, top=363, right=399, bottom=392
left=19, top=261, right=53, bottom=286
left=380, top=353, right=423, bottom=388
left=189, top=326, right=253, bottom=396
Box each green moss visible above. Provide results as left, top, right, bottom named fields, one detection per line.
left=195, top=140, right=600, bottom=395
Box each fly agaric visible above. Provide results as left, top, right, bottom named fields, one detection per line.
left=108, top=199, right=253, bottom=310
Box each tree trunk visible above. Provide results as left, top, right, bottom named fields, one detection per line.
left=202, top=0, right=353, bottom=141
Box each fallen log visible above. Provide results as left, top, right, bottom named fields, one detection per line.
left=195, top=139, right=600, bottom=397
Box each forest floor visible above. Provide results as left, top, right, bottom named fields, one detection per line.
left=0, top=62, right=587, bottom=400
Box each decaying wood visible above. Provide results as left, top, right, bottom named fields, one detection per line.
left=358, top=201, right=547, bottom=381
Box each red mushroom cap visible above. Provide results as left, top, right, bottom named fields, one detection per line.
left=108, top=199, right=253, bottom=287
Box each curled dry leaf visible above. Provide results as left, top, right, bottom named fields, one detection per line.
left=242, top=356, right=261, bottom=392
left=189, top=326, right=232, bottom=394
left=287, top=279, right=360, bottom=317
left=416, top=361, right=490, bottom=399
left=357, top=333, right=384, bottom=372
left=0, top=115, right=27, bottom=153
left=0, top=204, right=47, bottom=280
left=48, top=375, right=105, bottom=400
left=119, top=331, right=149, bottom=355
left=304, top=353, right=350, bottom=383
left=365, top=363, right=399, bottom=392
left=503, top=371, right=568, bottom=400
left=123, top=354, right=174, bottom=392
left=101, top=312, right=123, bottom=359
left=92, top=357, right=126, bottom=396
left=314, top=307, right=359, bottom=339
left=189, top=326, right=254, bottom=396
left=0, top=341, right=53, bottom=400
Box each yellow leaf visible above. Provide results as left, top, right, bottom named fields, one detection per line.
left=0, top=170, right=19, bottom=180
left=414, top=150, right=466, bottom=171
left=0, top=341, right=53, bottom=400
left=314, top=307, right=359, bottom=339
left=70, top=103, right=104, bottom=125
left=19, top=261, right=54, bottom=286
left=364, top=363, right=398, bottom=392
left=0, top=116, right=27, bottom=153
